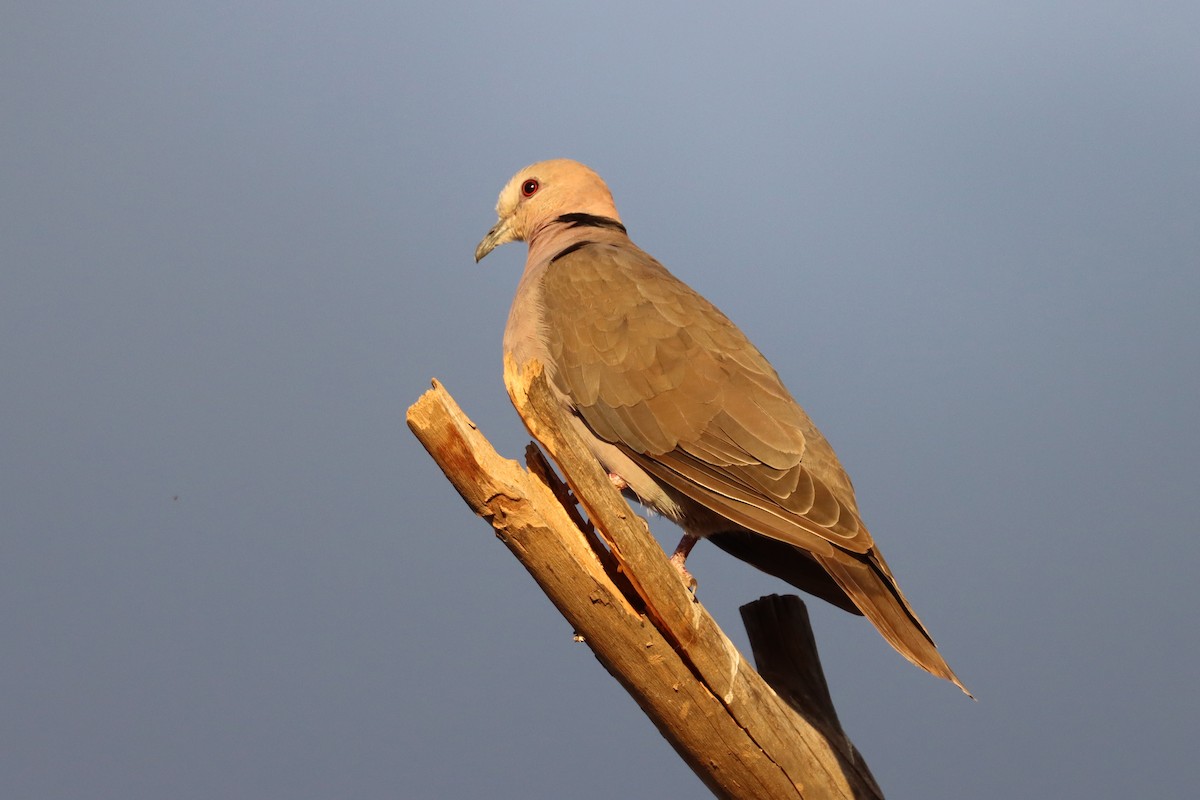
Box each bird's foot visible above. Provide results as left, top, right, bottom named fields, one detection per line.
left=668, top=549, right=698, bottom=593
left=669, top=533, right=701, bottom=593
left=607, top=472, right=629, bottom=491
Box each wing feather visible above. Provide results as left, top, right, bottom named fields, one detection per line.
left=542, top=241, right=869, bottom=553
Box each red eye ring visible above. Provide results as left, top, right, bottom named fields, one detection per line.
left=521, top=179, right=539, bottom=197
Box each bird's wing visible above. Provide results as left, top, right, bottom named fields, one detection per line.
left=541, top=239, right=872, bottom=556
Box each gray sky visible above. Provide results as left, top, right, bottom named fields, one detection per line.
left=3, top=2, right=1198, bottom=797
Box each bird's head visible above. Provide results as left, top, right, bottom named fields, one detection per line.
left=475, top=159, right=622, bottom=262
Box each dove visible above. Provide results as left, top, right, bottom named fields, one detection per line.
left=476, top=159, right=967, bottom=693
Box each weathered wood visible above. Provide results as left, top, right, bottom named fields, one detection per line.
left=742, top=595, right=881, bottom=797
left=407, top=371, right=883, bottom=799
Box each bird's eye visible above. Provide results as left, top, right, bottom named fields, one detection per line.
left=521, top=179, right=539, bottom=197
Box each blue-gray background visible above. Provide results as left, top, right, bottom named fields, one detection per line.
left=3, top=3, right=1197, bottom=797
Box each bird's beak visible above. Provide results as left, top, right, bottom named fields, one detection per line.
left=474, top=217, right=514, bottom=263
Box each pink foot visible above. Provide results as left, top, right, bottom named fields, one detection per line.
left=607, top=472, right=629, bottom=491
left=669, top=533, right=700, bottom=592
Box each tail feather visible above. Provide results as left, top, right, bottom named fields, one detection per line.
left=708, top=531, right=861, bottom=614
left=817, top=551, right=972, bottom=697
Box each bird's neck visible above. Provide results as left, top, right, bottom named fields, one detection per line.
left=527, top=213, right=626, bottom=264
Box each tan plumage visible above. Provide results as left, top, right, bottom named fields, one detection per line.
left=476, top=159, right=968, bottom=694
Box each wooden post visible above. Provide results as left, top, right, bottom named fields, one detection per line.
left=406, top=368, right=883, bottom=799
left=741, top=595, right=881, bottom=797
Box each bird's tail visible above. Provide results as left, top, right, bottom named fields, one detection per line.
left=816, top=550, right=972, bottom=697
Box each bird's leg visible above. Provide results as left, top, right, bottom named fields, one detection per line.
left=607, top=472, right=628, bottom=491
left=669, top=533, right=700, bottom=592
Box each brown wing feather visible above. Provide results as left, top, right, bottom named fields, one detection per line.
left=542, top=241, right=867, bottom=551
